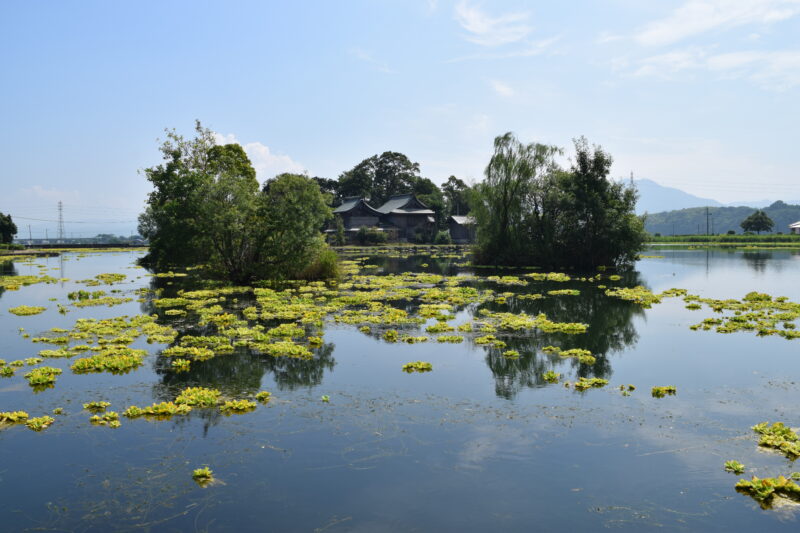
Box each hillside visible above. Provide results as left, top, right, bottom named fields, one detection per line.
left=644, top=201, right=800, bottom=235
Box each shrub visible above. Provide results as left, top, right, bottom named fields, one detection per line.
left=433, top=230, right=451, bottom=244
left=297, top=247, right=340, bottom=281
left=355, top=226, right=387, bottom=245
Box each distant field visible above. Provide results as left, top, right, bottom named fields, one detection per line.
left=648, top=234, right=800, bottom=244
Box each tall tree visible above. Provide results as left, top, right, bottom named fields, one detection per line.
left=139, top=122, right=333, bottom=282
left=740, top=210, right=774, bottom=234
left=0, top=212, right=17, bottom=244
left=441, top=176, right=470, bottom=217
left=337, top=151, right=421, bottom=205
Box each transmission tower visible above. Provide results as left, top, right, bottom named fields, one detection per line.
left=57, top=201, right=65, bottom=244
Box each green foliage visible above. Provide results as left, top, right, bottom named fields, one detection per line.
left=334, top=216, right=346, bottom=246
left=8, top=305, right=46, bottom=316
left=433, top=230, right=451, bottom=245
left=339, top=151, right=420, bottom=205
left=651, top=385, right=677, bottom=398
left=355, top=226, right=388, bottom=245
left=297, top=247, right=340, bottom=281
left=175, top=387, right=222, bottom=407
left=724, top=460, right=745, bottom=475
left=402, top=361, right=433, bottom=373
left=192, top=467, right=214, bottom=486
left=645, top=201, right=800, bottom=236
left=471, top=133, right=645, bottom=268
left=25, top=416, right=54, bottom=431
left=0, top=212, right=17, bottom=244
left=740, top=210, right=775, bottom=234
left=139, top=122, right=332, bottom=282
left=736, top=476, right=800, bottom=507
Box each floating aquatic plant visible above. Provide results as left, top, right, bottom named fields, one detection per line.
left=321, top=395, right=330, bottom=403
left=123, top=402, right=192, bottom=419
left=24, top=366, right=63, bottom=387
left=171, top=358, right=191, bottom=371
left=90, top=411, right=120, bottom=427
left=255, top=391, right=272, bottom=403
left=752, top=422, right=800, bottom=458
left=25, top=416, right=55, bottom=431
left=735, top=476, right=800, bottom=508
left=83, top=401, right=111, bottom=412
left=219, top=399, right=257, bottom=414
left=436, top=335, right=463, bottom=343
left=542, top=371, right=560, bottom=383
left=0, top=411, right=29, bottom=424
left=402, top=361, right=433, bottom=373
left=724, top=460, right=745, bottom=475
left=175, top=387, right=222, bottom=407
left=573, top=377, right=608, bottom=391
left=651, top=386, right=677, bottom=398
left=8, top=305, right=46, bottom=316
left=192, top=467, right=214, bottom=487
left=502, top=350, right=520, bottom=359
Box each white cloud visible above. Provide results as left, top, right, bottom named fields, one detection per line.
left=349, top=48, right=395, bottom=73
left=630, top=46, right=800, bottom=89
left=635, top=0, right=800, bottom=46
left=489, top=79, right=514, bottom=97
left=445, top=36, right=559, bottom=62
left=213, top=132, right=306, bottom=180
left=454, top=1, right=531, bottom=46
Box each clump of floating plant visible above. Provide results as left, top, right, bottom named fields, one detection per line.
left=25, top=416, right=55, bottom=431
left=401, top=335, right=429, bottom=344
left=547, top=289, right=579, bottom=296
left=358, top=325, right=371, bottom=334
left=83, top=401, right=111, bottom=412
left=474, top=335, right=506, bottom=348
left=123, top=402, right=192, bottom=419
left=382, top=329, right=399, bottom=343
left=175, top=387, right=222, bottom=408
left=735, top=476, right=800, bottom=508
left=724, top=460, right=745, bottom=475
left=90, top=411, right=121, bottom=428
left=604, top=286, right=663, bottom=308
left=320, top=395, right=330, bottom=403
left=542, top=370, right=560, bottom=383
left=752, top=422, right=800, bottom=458
left=573, top=377, right=608, bottom=391
left=0, top=366, right=15, bottom=377
left=24, top=366, right=63, bottom=388
left=685, top=291, right=800, bottom=340
left=502, top=350, right=520, bottom=359
left=8, top=305, right=47, bottom=316
left=425, top=322, right=455, bottom=334
left=219, top=399, right=257, bottom=415
left=255, top=391, right=272, bottom=403
left=651, top=386, right=677, bottom=398
left=0, top=411, right=29, bottom=424
left=71, top=347, right=146, bottom=374
left=437, top=335, right=463, bottom=343
left=171, top=358, right=191, bottom=371
left=192, top=467, right=214, bottom=487
left=402, top=361, right=433, bottom=373
left=253, top=340, right=313, bottom=359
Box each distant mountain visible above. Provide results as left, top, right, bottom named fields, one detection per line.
left=644, top=201, right=800, bottom=235
left=633, top=179, right=721, bottom=214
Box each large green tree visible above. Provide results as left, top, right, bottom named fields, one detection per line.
left=471, top=133, right=646, bottom=269
left=0, top=212, right=17, bottom=244
left=441, top=176, right=470, bottom=217
left=139, top=122, right=332, bottom=282
left=337, top=151, right=421, bottom=205
left=740, top=210, right=774, bottom=234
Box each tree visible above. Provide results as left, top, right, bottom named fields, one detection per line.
left=139, top=122, right=333, bottom=282
left=337, top=151, right=421, bottom=205
left=740, top=210, right=774, bottom=234
left=0, top=212, right=17, bottom=244
left=411, top=176, right=445, bottom=228
left=441, top=176, right=470, bottom=217
left=471, top=133, right=646, bottom=269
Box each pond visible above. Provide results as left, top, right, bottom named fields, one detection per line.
left=1, top=246, right=799, bottom=531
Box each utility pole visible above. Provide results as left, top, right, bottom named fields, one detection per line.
left=57, top=201, right=65, bottom=244
left=28, top=224, right=32, bottom=245
left=705, top=207, right=710, bottom=236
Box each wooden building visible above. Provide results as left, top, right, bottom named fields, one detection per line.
left=790, top=221, right=800, bottom=235
left=448, top=215, right=476, bottom=244
left=333, top=197, right=382, bottom=229
left=375, top=194, right=436, bottom=241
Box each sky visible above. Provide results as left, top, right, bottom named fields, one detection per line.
left=1, top=0, right=799, bottom=238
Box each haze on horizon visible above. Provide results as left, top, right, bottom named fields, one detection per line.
left=2, top=0, right=798, bottom=237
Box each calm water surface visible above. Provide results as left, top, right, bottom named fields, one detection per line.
left=1, top=247, right=799, bottom=532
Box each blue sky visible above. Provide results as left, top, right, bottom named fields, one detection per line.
left=2, top=0, right=799, bottom=237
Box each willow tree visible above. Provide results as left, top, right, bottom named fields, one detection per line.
left=471, top=133, right=645, bottom=269
left=470, top=132, right=561, bottom=265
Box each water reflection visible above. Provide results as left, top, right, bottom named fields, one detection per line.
left=0, top=259, right=18, bottom=298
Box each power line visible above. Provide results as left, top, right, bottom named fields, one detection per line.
left=8, top=215, right=136, bottom=224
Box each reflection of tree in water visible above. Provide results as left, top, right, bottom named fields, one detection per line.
left=742, top=251, right=772, bottom=273
left=473, top=272, right=646, bottom=400
left=0, top=260, right=18, bottom=298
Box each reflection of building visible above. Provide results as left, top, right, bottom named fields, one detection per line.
left=331, top=194, right=435, bottom=242
left=448, top=215, right=476, bottom=244
left=790, top=221, right=800, bottom=235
